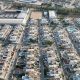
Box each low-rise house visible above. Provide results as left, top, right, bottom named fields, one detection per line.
left=54, top=28, right=80, bottom=80
left=0, top=25, right=12, bottom=40
left=0, top=44, right=17, bottom=80
left=9, top=25, right=25, bottom=44
left=25, top=44, right=41, bottom=80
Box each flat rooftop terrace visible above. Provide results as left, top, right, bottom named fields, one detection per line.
left=0, top=9, right=30, bottom=25
left=15, top=0, right=42, bottom=5
left=0, top=10, right=26, bottom=19
left=0, top=19, right=23, bottom=24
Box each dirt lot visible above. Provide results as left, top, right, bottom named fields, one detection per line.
left=30, top=11, right=42, bottom=19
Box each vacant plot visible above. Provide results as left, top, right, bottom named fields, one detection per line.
left=30, top=11, right=42, bottom=19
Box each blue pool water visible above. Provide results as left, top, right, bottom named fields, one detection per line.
left=67, top=27, right=77, bottom=33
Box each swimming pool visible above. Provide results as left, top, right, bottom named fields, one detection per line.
left=67, top=26, right=77, bottom=33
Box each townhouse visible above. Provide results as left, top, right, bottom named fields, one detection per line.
left=41, top=46, right=64, bottom=80
left=9, top=25, right=25, bottom=44
left=27, top=19, right=38, bottom=43
left=0, top=25, right=12, bottom=40
left=0, top=44, right=17, bottom=80
left=54, top=28, right=80, bottom=80
left=23, top=44, right=41, bottom=80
